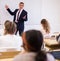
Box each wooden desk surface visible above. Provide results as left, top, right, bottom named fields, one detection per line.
left=0, top=51, right=60, bottom=61
left=0, top=58, right=60, bottom=61
left=44, top=38, right=60, bottom=50
left=0, top=58, right=13, bottom=61
left=0, top=51, right=20, bottom=59
left=44, top=39, right=58, bottom=46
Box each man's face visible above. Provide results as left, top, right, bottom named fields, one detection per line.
left=19, top=3, right=24, bottom=10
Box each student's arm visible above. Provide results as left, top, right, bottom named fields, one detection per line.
left=5, top=5, right=15, bottom=15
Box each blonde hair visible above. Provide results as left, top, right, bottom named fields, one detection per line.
left=4, top=20, right=17, bottom=35
left=41, top=19, right=50, bottom=33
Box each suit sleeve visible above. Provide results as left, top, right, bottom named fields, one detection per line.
left=7, top=8, right=16, bottom=15
left=22, top=12, right=28, bottom=21
left=25, top=12, right=28, bottom=21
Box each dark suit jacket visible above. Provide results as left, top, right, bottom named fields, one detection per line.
left=7, top=8, right=28, bottom=31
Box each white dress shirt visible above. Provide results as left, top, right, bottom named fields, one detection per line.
left=15, top=9, right=23, bottom=22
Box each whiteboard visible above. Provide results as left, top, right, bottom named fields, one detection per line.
left=0, top=0, right=42, bottom=25
left=0, top=0, right=60, bottom=32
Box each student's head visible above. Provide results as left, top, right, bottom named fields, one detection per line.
left=22, top=30, right=43, bottom=52
left=41, top=19, right=50, bottom=33
left=19, top=2, right=24, bottom=10
left=22, top=30, right=47, bottom=61
left=4, top=20, right=17, bottom=35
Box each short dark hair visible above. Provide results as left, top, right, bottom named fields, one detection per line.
left=19, top=2, right=24, bottom=4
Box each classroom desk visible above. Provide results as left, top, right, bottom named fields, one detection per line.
left=44, top=38, right=60, bottom=60
left=0, top=58, right=60, bottom=61
left=0, top=58, right=13, bottom=61
left=0, top=51, right=20, bottom=59
left=0, top=50, right=60, bottom=61
left=44, top=38, right=60, bottom=50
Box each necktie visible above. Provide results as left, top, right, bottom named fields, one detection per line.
left=17, top=10, right=20, bottom=21
left=15, top=10, right=20, bottom=22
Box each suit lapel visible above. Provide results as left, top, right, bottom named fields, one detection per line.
left=20, top=10, right=24, bottom=17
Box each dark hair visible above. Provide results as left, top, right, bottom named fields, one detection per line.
left=23, top=30, right=47, bottom=61
left=19, top=2, right=24, bottom=4
left=41, top=19, right=50, bottom=33
left=4, top=20, right=17, bottom=35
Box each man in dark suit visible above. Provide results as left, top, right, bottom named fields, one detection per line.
left=5, top=2, right=28, bottom=36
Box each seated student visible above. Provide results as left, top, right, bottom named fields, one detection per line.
left=40, top=19, right=51, bottom=38
left=13, top=30, right=55, bottom=61
left=0, top=20, right=22, bottom=51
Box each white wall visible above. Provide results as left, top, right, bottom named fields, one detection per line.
left=0, top=0, right=60, bottom=32
left=0, top=0, right=42, bottom=30
left=42, top=0, right=60, bottom=32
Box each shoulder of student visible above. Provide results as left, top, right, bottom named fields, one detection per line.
left=47, top=53, right=55, bottom=61
left=13, top=52, right=55, bottom=61
left=13, top=52, right=36, bottom=61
